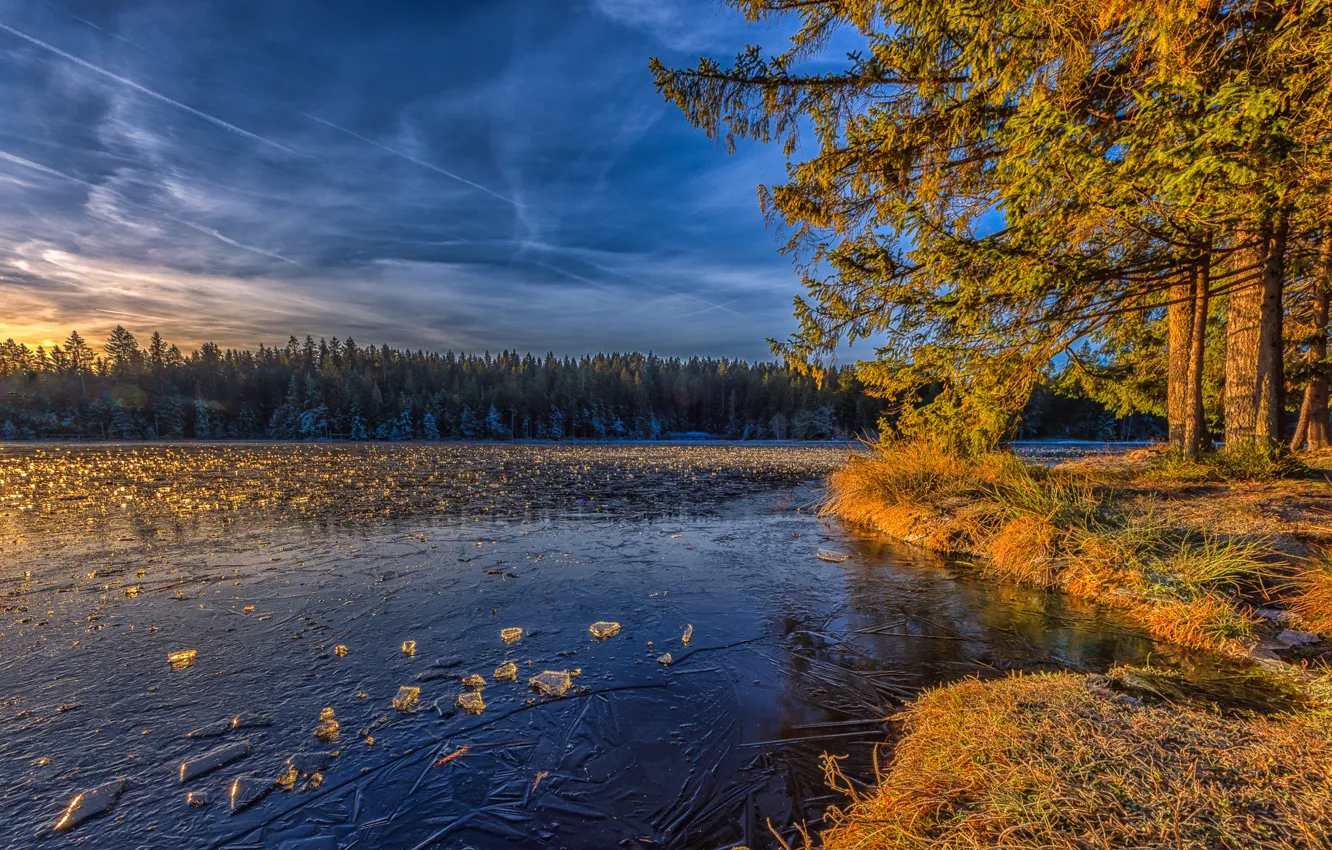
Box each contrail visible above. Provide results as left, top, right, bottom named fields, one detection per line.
left=673, top=299, right=739, bottom=319
left=0, top=149, right=298, bottom=265
left=166, top=216, right=299, bottom=265
left=301, top=113, right=515, bottom=206
left=0, top=20, right=298, bottom=155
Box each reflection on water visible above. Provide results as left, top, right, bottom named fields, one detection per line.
left=0, top=445, right=1162, bottom=849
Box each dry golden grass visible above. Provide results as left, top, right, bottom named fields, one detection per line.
left=1133, top=594, right=1256, bottom=654
left=824, top=440, right=1277, bottom=656
left=1292, top=553, right=1332, bottom=634
left=820, top=672, right=1332, bottom=850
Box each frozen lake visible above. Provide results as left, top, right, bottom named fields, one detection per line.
left=0, top=444, right=1163, bottom=849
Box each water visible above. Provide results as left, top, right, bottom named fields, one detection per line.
left=0, top=444, right=1163, bottom=849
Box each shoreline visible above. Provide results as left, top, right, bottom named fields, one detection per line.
left=816, top=441, right=1332, bottom=850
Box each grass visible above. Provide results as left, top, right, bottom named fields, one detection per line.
left=1293, top=549, right=1332, bottom=635
left=823, top=439, right=1274, bottom=654
left=817, top=670, right=1332, bottom=850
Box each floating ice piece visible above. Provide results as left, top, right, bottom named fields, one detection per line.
left=124, top=586, right=140, bottom=598
left=401, top=640, right=416, bottom=657
left=432, top=655, right=464, bottom=669
left=816, top=549, right=852, bottom=563
left=656, top=652, right=672, bottom=666
left=168, top=649, right=197, bottom=669
left=461, top=674, right=486, bottom=690
left=392, top=686, right=421, bottom=712
left=285, top=752, right=332, bottom=774
left=589, top=621, right=621, bottom=640
left=681, top=624, right=693, bottom=647
left=53, top=779, right=125, bottom=831
left=415, top=670, right=455, bottom=683
left=180, top=740, right=250, bottom=782
left=186, top=791, right=207, bottom=808
left=493, top=661, right=518, bottom=682
left=230, top=713, right=272, bottom=729
left=187, top=719, right=231, bottom=739
left=1277, top=629, right=1322, bottom=647
left=457, top=691, right=486, bottom=714
left=333, top=645, right=349, bottom=657
left=228, top=776, right=275, bottom=812
left=500, top=627, right=523, bottom=644
left=276, top=766, right=300, bottom=792
left=529, top=670, right=573, bottom=698
left=314, top=708, right=339, bottom=743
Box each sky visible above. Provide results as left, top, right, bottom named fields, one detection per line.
left=0, top=0, right=818, bottom=360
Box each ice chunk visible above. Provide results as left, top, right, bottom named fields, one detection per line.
left=461, top=674, right=486, bottom=690
left=180, top=740, right=250, bottom=782
left=392, top=686, right=421, bottom=713
left=53, top=779, right=125, bottom=831
left=681, top=624, right=693, bottom=646
left=314, top=707, right=339, bottom=743
left=186, top=791, right=207, bottom=808
left=228, top=776, right=275, bottom=812
left=333, top=644, right=349, bottom=657
left=276, top=766, right=300, bottom=792
left=589, top=621, right=621, bottom=640
left=816, top=549, right=852, bottom=563
left=186, top=719, right=231, bottom=739
left=285, top=752, right=331, bottom=774
left=401, top=640, right=417, bottom=657
left=493, top=661, right=518, bottom=682
left=456, top=691, right=487, bottom=714
left=167, top=649, right=197, bottom=669
left=529, top=670, right=573, bottom=698
left=1277, top=629, right=1322, bottom=647
left=230, top=713, right=272, bottom=729
left=500, top=627, right=523, bottom=644
left=656, top=652, right=672, bottom=666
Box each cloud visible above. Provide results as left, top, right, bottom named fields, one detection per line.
left=588, top=0, right=736, bottom=51
left=0, top=0, right=809, bottom=360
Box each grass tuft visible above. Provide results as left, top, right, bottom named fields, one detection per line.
left=1292, top=549, right=1332, bottom=634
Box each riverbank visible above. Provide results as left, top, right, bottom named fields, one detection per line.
left=823, top=440, right=1332, bottom=656
left=816, top=440, right=1332, bottom=849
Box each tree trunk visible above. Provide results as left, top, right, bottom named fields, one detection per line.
left=1256, top=209, right=1289, bottom=448
left=1225, top=216, right=1287, bottom=451
left=1167, top=271, right=1196, bottom=453
left=1225, top=233, right=1267, bottom=448
left=1294, top=234, right=1332, bottom=452
left=1183, top=245, right=1211, bottom=458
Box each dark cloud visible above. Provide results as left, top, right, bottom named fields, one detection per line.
left=0, top=0, right=810, bottom=358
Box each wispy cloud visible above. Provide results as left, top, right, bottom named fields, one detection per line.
left=0, top=19, right=299, bottom=155
left=302, top=113, right=516, bottom=207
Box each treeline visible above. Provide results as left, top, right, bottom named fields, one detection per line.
left=656, top=1, right=1332, bottom=458
left=0, top=328, right=887, bottom=441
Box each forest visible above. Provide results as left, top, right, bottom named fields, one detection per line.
left=0, top=328, right=893, bottom=441
left=653, top=0, right=1332, bottom=459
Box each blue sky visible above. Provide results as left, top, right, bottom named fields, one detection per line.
left=0, top=0, right=817, bottom=359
